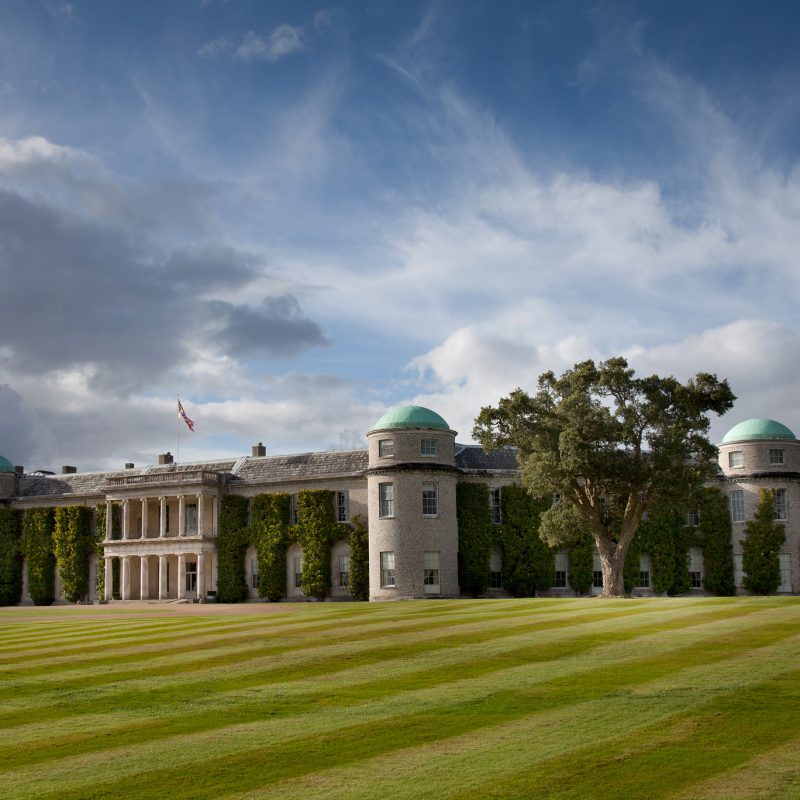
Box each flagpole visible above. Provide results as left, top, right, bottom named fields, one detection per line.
left=176, top=395, right=180, bottom=465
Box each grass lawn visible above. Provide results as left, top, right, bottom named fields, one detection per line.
left=0, top=596, right=799, bottom=800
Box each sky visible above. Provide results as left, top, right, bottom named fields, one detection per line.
left=1, top=0, right=799, bottom=472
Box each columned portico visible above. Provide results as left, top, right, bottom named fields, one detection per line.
left=177, top=554, right=187, bottom=599
left=140, top=556, right=149, bottom=600
left=104, top=557, right=113, bottom=602
left=159, top=496, right=166, bottom=537
left=197, top=494, right=205, bottom=537
left=105, top=500, right=113, bottom=539
left=159, top=555, right=168, bottom=599
left=122, top=500, right=130, bottom=540
left=121, top=556, right=131, bottom=600
left=141, top=498, right=149, bottom=538
left=197, top=552, right=206, bottom=601
left=178, top=496, right=186, bottom=537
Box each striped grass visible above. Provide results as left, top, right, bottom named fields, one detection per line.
left=0, top=597, right=798, bottom=799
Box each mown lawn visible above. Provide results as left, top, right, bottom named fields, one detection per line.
left=0, top=597, right=799, bottom=800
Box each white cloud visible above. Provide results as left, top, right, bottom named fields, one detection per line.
left=234, top=25, right=305, bottom=63
left=197, top=35, right=234, bottom=59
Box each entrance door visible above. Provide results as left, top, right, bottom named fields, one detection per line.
left=185, top=562, right=197, bottom=596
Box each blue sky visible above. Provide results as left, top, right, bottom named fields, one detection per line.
left=1, top=0, right=799, bottom=470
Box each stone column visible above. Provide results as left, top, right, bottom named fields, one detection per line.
left=139, top=556, right=149, bottom=601
left=121, top=556, right=131, bottom=601
left=197, top=494, right=205, bottom=537
left=104, top=557, right=113, bottom=602
left=212, top=496, right=219, bottom=536
left=122, top=500, right=130, bottom=541
left=158, top=555, right=168, bottom=600
left=159, top=496, right=166, bottom=537
left=177, top=554, right=187, bottom=599
left=105, top=500, right=113, bottom=540
left=178, top=496, right=186, bottom=537
left=197, top=552, right=206, bottom=602
left=141, top=498, right=149, bottom=539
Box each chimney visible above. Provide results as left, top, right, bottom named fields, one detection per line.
left=15, top=466, right=24, bottom=476
left=252, top=442, right=266, bottom=457
left=125, top=462, right=135, bottom=470
left=61, top=466, right=77, bottom=474
left=158, top=452, right=174, bottom=465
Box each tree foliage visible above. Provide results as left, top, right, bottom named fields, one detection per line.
left=0, top=508, right=23, bottom=606
left=457, top=483, right=493, bottom=596
left=741, top=489, right=785, bottom=595
left=474, top=357, right=735, bottom=596
left=567, top=532, right=594, bottom=595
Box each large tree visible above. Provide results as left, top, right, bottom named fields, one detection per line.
left=473, top=357, right=735, bottom=597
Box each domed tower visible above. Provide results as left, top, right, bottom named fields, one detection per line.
left=0, top=453, right=16, bottom=500
left=366, top=405, right=459, bottom=599
left=719, top=417, right=799, bottom=593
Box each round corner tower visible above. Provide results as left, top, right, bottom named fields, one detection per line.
left=366, top=405, right=460, bottom=600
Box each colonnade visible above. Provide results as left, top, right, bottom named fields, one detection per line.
left=105, top=494, right=219, bottom=540
left=103, top=552, right=209, bottom=601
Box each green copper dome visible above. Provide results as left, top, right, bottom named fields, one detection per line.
left=0, top=454, right=15, bottom=473
left=721, top=418, right=796, bottom=444
left=372, top=405, right=451, bottom=431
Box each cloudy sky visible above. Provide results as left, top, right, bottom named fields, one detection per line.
left=1, top=0, right=799, bottom=471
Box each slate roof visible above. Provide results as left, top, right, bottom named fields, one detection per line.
left=233, top=450, right=369, bottom=485
left=18, top=471, right=110, bottom=498
left=455, top=445, right=518, bottom=472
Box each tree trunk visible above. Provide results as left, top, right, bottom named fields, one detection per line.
left=596, top=537, right=628, bottom=598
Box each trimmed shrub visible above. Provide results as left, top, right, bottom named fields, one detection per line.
left=53, top=506, right=94, bottom=602
left=741, top=489, right=785, bottom=595
left=216, top=495, right=250, bottom=603
left=252, top=493, right=291, bottom=602
left=696, top=487, right=736, bottom=596
left=0, top=508, right=23, bottom=605
left=297, top=490, right=337, bottom=600
left=456, top=483, right=493, bottom=596
left=348, top=514, right=369, bottom=601
left=22, top=508, right=56, bottom=605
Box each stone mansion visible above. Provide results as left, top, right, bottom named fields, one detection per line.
left=0, top=406, right=798, bottom=601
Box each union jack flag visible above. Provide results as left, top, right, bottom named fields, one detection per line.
left=178, top=398, right=195, bottom=432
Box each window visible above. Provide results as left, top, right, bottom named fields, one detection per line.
left=379, top=483, right=394, bottom=518
left=734, top=554, right=744, bottom=588
left=185, top=503, right=197, bottom=534
left=338, top=554, right=350, bottom=588
left=380, top=551, right=395, bottom=587
left=553, top=552, right=568, bottom=588
left=730, top=490, right=745, bottom=522
left=778, top=553, right=791, bottom=592
left=293, top=556, right=302, bottom=589
left=251, top=558, right=259, bottom=590
left=593, top=554, right=603, bottom=590
left=489, top=488, right=502, bottom=524
left=289, top=494, right=298, bottom=526
left=728, top=450, right=744, bottom=468
left=185, top=561, right=197, bottom=593
left=422, top=483, right=438, bottom=517
left=689, top=547, right=703, bottom=589
left=423, top=551, right=440, bottom=592
left=378, top=439, right=394, bottom=457
left=336, top=491, right=349, bottom=523
left=686, top=508, right=700, bottom=527
left=639, top=554, right=651, bottom=589
left=420, top=438, right=437, bottom=456
left=770, top=448, right=785, bottom=465
left=490, top=547, right=503, bottom=588
left=165, top=504, right=170, bottom=534
left=774, top=488, right=788, bottom=521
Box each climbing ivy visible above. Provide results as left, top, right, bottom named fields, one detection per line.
left=741, top=489, right=785, bottom=594
left=296, top=490, right=338, bottom=600
left=456, top=483, right=493, bottom=596
left=252, top=493, right=291, bottom=602
left=0, top=508, right=23, bottom=606
left=696, top=487, right=736, bottom=596
left=216, top=495, right=250, bottom=603
left=498, top=485, right=554, bottom=597
left=348, top=514, right=369, bottom=601
left=22, top=508, right=56, bottom=605
left=53, top=506, right=94, bottom=602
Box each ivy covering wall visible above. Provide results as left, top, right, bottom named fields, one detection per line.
left=22, top=508, right=56, bottom=605
left=252, top=493, right=290, bottom=602
left=456, top=483, right=493, bottom=596
left=296, top=490, right=338, bottom=600
left=348, top=514, right=369, bottom=601
left=696, top=487, right=736, bottom=596
left=0, top=508, right=23, bottom=606
left=215, top=495, right=250, bottom=603
left=53, top=506, right=95, bottom=603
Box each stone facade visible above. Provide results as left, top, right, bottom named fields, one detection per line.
left=0, top=410, right=798, bottom=601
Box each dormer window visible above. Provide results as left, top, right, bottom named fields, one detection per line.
left=728, top=451, right=743, bottom=468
